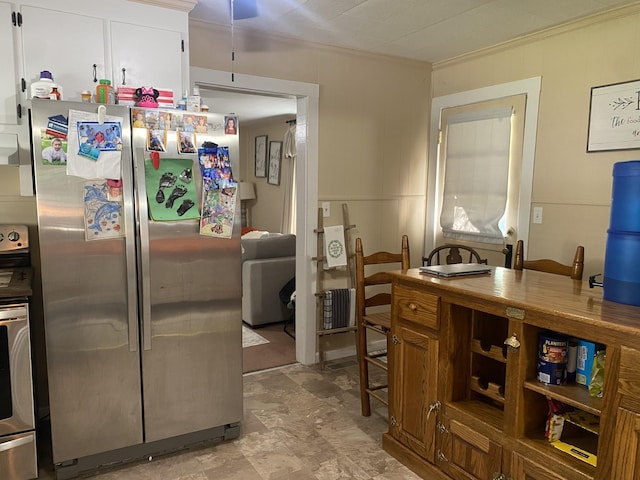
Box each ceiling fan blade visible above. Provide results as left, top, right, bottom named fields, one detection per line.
left=232, top=0, right=258, bottom=20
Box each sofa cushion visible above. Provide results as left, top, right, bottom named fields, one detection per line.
left=242, top=233, right=296, bottom=261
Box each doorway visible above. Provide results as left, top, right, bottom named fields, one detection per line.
left=190, top=67, right=320, bottom=366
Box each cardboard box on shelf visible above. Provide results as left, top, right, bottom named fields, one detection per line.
left=576, top=340, right=604, bottom=386
left=547, top=410, right=599, bottom=467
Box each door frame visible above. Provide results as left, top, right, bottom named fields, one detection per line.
left=425, top=77, right=542, bottom=258
left=191, top=67, right=319, bottom=365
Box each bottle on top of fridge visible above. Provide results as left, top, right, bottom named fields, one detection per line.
left=96, top=79, right=115, bottom=104
left=31, top=70, right=55, bottom=99
left=49, top=85, right=61, bottom=101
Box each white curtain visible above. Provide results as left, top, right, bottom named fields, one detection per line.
left=280, top=123, right=297, bottom=234
left=440, top=107, right=512, bottom=244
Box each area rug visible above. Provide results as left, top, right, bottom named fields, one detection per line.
left=243, top=322, right=297, bottom=373
left=242, top=325, right=270, bottom=348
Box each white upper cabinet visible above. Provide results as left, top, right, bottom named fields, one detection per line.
left=0, top=2, right=20, bottom=124
left=20, top=6, right=106, bottom=102
left=110, top=21, right=183, bottom=100
left=15, top=1, right=187, bottom=106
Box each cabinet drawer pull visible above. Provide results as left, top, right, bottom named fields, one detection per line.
left=391, top=335, right=400, bottom=344
left=408, top=303, right=418, bottom=312
left=427, top=400, right=441, bottom=421
left=437, top=450, right=448, bottom=463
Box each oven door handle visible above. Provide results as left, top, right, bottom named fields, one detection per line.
left=0, top=434, right=33, bottom=453
left=0, top=305, right=27, bottom=322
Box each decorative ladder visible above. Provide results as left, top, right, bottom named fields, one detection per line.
left=313, top=203, right=356, bottom=370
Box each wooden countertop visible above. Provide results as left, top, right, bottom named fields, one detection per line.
left=394, top=266, right=640, bottom=345
left=0, top=267, right=33, bottom=298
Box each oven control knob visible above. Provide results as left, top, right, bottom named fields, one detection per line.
left=7, top=231, right=20, bottom=242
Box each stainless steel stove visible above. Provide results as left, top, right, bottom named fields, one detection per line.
left=0, top=224, right=37, bottom=480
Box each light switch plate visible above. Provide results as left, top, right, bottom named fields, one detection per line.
left=322, top=202, right=330, bottom=217
left=533, top=207, right=543, bottom=224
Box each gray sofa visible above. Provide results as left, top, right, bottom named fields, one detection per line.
left=241, top=233, right=296, bottom=327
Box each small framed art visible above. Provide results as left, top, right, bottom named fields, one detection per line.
left=268, top=141, right=282, bottom=186
left=255, top=135, right=268, bottom=177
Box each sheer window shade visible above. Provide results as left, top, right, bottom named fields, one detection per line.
left=440, top=107, right=512, bottom=244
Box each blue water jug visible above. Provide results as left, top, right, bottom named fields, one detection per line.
left=604, top=160, right=640, bottom=306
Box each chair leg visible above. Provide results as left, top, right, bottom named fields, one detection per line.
left=356, top=321, right=371, bottom=417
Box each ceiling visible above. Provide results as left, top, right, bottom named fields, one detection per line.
left=191, top=0, right=640, bottom=123
left=191, top=0, right=640, bottom=63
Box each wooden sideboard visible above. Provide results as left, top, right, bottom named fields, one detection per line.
left=383, top=266, right=640, bottom=480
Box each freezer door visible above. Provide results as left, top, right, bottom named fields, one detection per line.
left=31, top=100, right=143, bottom=463
left=132, top=117, right=243, bottom=442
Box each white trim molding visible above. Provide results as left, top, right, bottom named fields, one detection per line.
left=190, top=67, right=320, bottom=365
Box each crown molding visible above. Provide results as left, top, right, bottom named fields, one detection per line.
left=128, top=0, right=197, bottom=12
left=434, top=2, right=640, bottom=68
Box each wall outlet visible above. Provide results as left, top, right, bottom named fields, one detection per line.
left=322, top=202, right=330, bottom=217
left=533, top=206, right=543, bottom=224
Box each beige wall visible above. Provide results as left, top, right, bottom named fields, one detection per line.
left=431, top=5, right=640, bottom=278
left=189, top=21, right=432, bottom=268
left=239, top=115, right=295, bottom=232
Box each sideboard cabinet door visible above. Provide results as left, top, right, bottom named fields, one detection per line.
left=511, top=451, right=566, bottom=480
left=608, top=346, right=640, bottom=480
left=389, top=323, right=439, bottom=462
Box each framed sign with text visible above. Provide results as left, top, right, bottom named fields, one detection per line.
left=587, top=79, right=640, bottom=152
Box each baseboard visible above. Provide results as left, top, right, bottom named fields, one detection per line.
left=316, top=339, right=386, bottom=363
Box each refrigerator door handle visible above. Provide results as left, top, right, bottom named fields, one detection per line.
left=134, top=147, right=153, bottom=351
left=123, top=144, right=139, bottom=353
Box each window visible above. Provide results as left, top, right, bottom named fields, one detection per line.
left=425, top=77, right=541, bottom=265
left=440, top=107, right=512, bottom=244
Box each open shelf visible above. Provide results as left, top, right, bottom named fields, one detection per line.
left=524, top=380, right=603, bottom=416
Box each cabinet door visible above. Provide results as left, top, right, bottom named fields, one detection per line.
left=110, top=22, right=183, bottom=99
left=511, top=451, right=565, bottom=480
left=21, top=6, right=105, bottom=101
left=389, top=324, right=438, bottom=462
left=438, top=418, right=502, bottom=480
left=609, top=346, right=640, bottom=479
left=0, top=2, right=19, bottom=124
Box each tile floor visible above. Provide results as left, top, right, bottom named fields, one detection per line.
left=38, top=358, right=422, bottom=479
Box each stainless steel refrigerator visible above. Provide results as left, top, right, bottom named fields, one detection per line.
left=30, top=99, right=242, bottom=479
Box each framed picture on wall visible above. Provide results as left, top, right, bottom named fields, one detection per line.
left=587, top=79, right=640, bottom=152
left=255, top=135, right=268, bottom=177
left=267, top=141, right=282, bottom=186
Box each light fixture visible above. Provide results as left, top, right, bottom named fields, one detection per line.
left=239, top=181, right=256, bottom=227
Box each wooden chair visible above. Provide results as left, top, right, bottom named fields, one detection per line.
left=513, top=239, right=584, bottom=280
left=355, top=235, right=410, bottom=417
left=422, top=244, right=487, bottom=266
